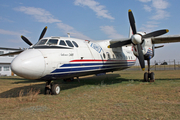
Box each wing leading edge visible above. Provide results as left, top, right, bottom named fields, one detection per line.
left=152, top=35, right=180, bottom=44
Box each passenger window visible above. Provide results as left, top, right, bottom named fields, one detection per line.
left=36, top=39, right=48, bottom=45
left=103, top=53, right=106, bottom=59
left=72, top=41, right=79, bottom=47
left=59, top=40, right=67, bottom=46
left=106, top=52, right=111, bottom=59
left=66, top=40, right=74, bottom=47
left=47, top=39, right=58, bottom=45
left=113, top=54, right=115, bottom=59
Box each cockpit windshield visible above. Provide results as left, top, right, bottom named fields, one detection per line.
left=36, top=39, right=48, bottom=45
left=33, top=38, right=79, bottom=48
left=35, top=39, right=58, bottom=46
left=46, top=39, right=58, bottom=45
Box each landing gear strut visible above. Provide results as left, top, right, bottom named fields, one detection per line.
left=144, top=60, right=155, bottom=82
left=45, top=80, right=60, bottom=95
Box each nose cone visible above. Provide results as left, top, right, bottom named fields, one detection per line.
left=11, top=49, right=45, bottom=79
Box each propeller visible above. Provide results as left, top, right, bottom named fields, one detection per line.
left=21, top=26, right=48, bottom=46
left=108, top=9, right=169, bottom=70
left=128, top=9, right=145, bottom=70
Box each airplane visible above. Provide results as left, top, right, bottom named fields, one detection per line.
left=1, top=9, right=180, bottom=95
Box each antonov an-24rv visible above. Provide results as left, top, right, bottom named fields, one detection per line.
left=1, top=10, right=180, bottom=95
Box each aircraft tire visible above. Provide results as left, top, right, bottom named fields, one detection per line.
left=150, top=72, right=155, bottom=82
left=51, top=84, right=60, bottom=95
left=144, top=72, right=149, bottom=82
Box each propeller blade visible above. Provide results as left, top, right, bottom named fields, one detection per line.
left=136, top=44, right=145, bottom=70
left=39, top=26, right=47, bottom=41
left=128, top=9, right=137, bottom=34
left=108, top=39, right=132, bottom=48
left=142, top=29, right=169, bottom=39
left=21, top=35, right=33, bottom=46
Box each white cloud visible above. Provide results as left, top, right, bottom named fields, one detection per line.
left=100, top=26, right=124, bottom=39
left=138, top=0, right=170, bottom=32
left=14, top=6, right=61, bottom=23
left=140, top=21, right=159, bottom=32
left=151, top=0, right=170, bottom=20
left=74, top=0, right=114, bottom=20
left=0, top=29, right=21, bottom=36
left=152, top=0, right=169, bottom=10
left=143, top=5, right=152, bottom=12
left=139, top=0, right=170, bottom=20
left=0, top=17, right=14, bottom=23
left=57, top=23, right=91, bottom=40
left=139, top=0, right=151, bottom=3
left=14, top=6, right=91, bottom=40
left=151, top=9, right=170, bottom=20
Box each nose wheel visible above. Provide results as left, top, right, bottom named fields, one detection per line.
left=45, top=80, right=60, bottom=95
left=144, top=72, right=155, bottom=82
left=144, top=60, right=155, bottom=82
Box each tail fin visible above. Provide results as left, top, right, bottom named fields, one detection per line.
left=129, top=26, right=133, bottom=38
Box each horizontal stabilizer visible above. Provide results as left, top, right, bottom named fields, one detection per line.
left=155, top=45, right=164, bottom=49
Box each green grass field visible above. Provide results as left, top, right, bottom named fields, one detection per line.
left=0, top=70, right=180, bottom=120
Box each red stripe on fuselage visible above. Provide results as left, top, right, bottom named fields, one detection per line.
left=70, top=59, right=136, bottom=62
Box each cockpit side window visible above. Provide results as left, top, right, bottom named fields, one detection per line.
left=72, top=41, right=79, bottom=47
left=47, top=39, right=58, bottom=45
left=66, top=40, right=74, bottom=47
left=36, top=39, right=48, bottom=45
left=59, top=40, right=67, bottom=46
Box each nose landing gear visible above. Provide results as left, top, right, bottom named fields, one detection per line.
left=45, top=80, right=60, bottom=95
left=144, top=60, right=155, bottom=82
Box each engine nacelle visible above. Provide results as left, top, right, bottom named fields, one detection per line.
left=132, top=38, right=154, bottom=60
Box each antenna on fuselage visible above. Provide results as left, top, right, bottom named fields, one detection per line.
left=67, top=33, right=70, bottom=38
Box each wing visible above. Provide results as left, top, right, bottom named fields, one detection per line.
left=0, top=50, right=23, bottom=56
left=152, top=35, right=180, bottom=44
left=108, top=38, right=131, bottom=48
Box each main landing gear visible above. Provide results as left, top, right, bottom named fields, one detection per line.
left=144, top=60, right=155, bottom=82
left=45, top=80, right=60, bottom=95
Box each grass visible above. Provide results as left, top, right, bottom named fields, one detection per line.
left=0, top=70, right=180, bottom=119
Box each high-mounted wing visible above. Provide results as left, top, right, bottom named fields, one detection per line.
left=108, top=38, right=132, bottom=48
left=0, top=50, right=23, bottom=56
left=152, top=35, right=180, bottom=44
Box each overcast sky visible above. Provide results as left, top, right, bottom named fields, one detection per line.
left=1, top=0, right=180, bottom=62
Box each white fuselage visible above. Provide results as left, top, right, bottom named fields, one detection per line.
left=11, top=37, right=136, bottom=80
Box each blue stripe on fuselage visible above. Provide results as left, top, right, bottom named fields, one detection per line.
left=51, top=61, right=135, bottom=74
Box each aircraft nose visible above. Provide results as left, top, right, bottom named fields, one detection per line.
left=11, top=49, right=45, bottom=79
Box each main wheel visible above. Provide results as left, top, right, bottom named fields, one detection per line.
left=51, top=84, right=60, bottom=95
left=150, top=72, right=155, bottom=82
left=144, top=72, right=149, bottom=82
